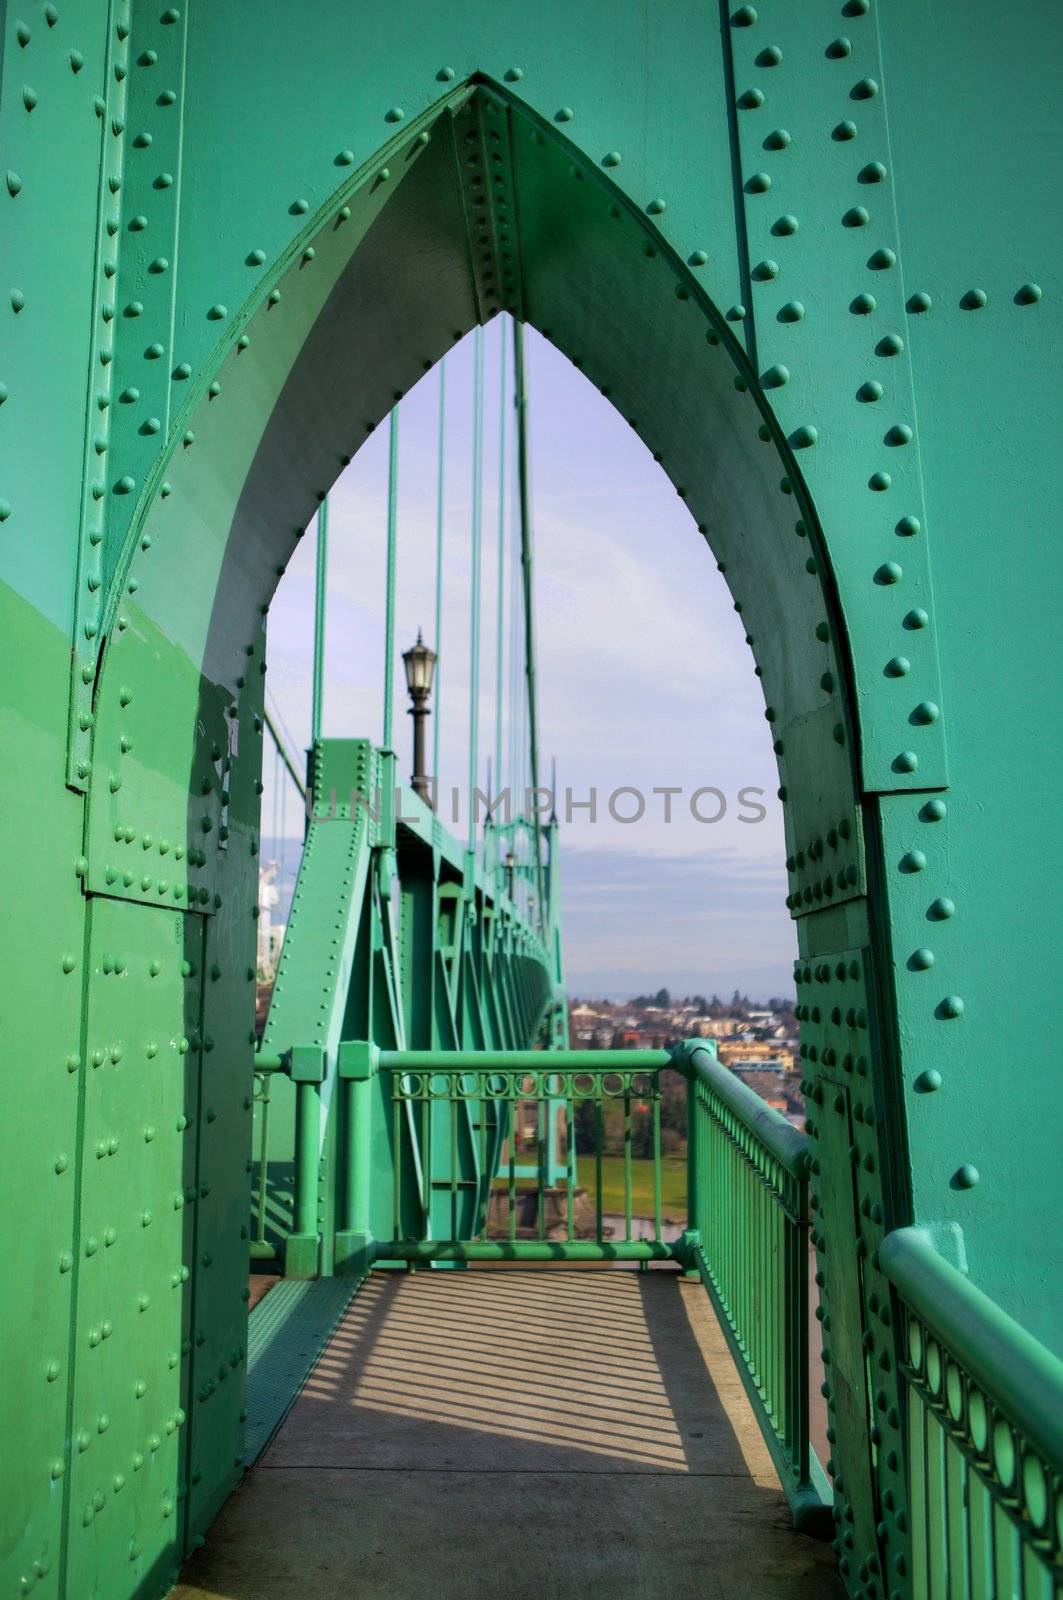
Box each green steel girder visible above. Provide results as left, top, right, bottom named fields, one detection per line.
left=2, top=6, right=1063, bottom=1599
left=254, top=738, right=554, bottom=1275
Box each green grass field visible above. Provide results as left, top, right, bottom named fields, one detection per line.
left=577, top=1153, right=686, bottom=1220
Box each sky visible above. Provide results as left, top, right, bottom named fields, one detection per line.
left=262, top=320, right=797, bottom=1000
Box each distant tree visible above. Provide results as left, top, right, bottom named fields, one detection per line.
left=573, top=1098, right=597, bottom=1154
left=658, top=1070, right=687, bottom=1134
left=632, top=1115, right=655, bottom=1159
left=653, top=987, right=671, bottom=1008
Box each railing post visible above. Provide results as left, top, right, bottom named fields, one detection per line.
left=791, top=1150, right=814, bottom=1514
left=286, top=1047, right=326, bottom=1278
left=681, top=1040, right=832, bottom=1536
left=336, top=1041, right=379, bottom=1277
left=675, top=1044, right=702, bottom=1276
left=249, top=1071, right=274, bottom=1261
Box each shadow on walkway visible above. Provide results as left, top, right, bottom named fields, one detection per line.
left=175, top=1269, right=840, bottom=1600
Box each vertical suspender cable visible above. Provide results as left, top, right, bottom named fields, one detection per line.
left=271, top=742, right=279, bottom=847
left=432, top=358, right=447, bottom=789
left=513, top=321, right=546, bottom=931
left=382, top=406, right=399, bottom=750
left=263, top=704, right=307, bottom=799
left=512, top=443, right=525, bottom=819
left=493, top=318, right=508, bottom=798
left=507, top=463, right=520, bottom=810
left=467, top=326, right=485, bottom=850
left=311, top=497, right=329, bottom=744
left=280, top=767, right=288, bottom=880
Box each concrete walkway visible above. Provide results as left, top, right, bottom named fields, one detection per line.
left=175, top=1270, right=840, bottom=1600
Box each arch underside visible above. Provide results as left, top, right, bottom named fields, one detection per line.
left=91, top=84, right=860, bottom=943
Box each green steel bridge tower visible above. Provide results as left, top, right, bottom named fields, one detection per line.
left=1, top=4, right=1062, bottom=1598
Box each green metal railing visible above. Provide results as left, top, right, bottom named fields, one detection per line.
left=251, top=1038, right=1063, bottom=1582
left=679, top=1040, right=830, bottom=1534
left=254, top=1039, right=829, bottom=1529
left=381, top=1048, right=674, bottom=1262
left=881, top=1227, right=1063, bottom=1598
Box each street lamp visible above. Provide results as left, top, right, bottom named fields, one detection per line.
left=504, top=848, right=516, bottom=899
left=402, top=630, right=437, bottom=806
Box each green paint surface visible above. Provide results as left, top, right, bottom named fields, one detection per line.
left=3, top=3, right=1063, bottom=1596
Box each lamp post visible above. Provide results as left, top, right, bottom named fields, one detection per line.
left=402, top=630, right=437, bottom=806
left=504, top=848, right=516, bottom=899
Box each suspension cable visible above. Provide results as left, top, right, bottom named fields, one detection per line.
left=311, top=498, right=328, bottom=744
left=513, top=321, right=546, bottom=930
left=265, top=685, right=301, bottom=767
left=432, top=357, right=446, bottom=790
left=509, top=427, right=524, bottom=816
left=467, top=326, right=485, bottom=850
left=279, top=762, right=288, bottom=879
left=382, top=406, right=399, bottom=750
left=493, top=317, right=508, bottom=798
left=263, top=704, right=307, bottom=800
left=271, top=741, right=280, bottom=856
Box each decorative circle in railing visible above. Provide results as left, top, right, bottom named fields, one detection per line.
left=992, top=1418, right=1016, bottom=1489
left=1022, top=1452, right=1048, bottom=1529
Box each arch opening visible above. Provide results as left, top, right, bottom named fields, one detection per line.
left=90, top=80, right=865, bottom=958
left=81, top=76, right=898, bottom=1573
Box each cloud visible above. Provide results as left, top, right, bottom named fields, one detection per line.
left=558, top=848, right=795, bottom=999
left=262, top=325, right=791, bottom=989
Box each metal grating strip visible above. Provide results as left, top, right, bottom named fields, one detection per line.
left=243, top=1277, right=364, bottom=1465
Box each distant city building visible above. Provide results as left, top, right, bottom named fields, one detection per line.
left=257, top=862, right=285, bottom=979
left=565, top=992, right=801, bottom=1105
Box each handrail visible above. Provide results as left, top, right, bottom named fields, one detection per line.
left=253, top=1050, right=286, bottom=1075
left=379, top=1047, right=671, bottom=1072
left=880, top=1225, right=1063, bottom=1473
left=380, top=1048, right=675, bottom=1256
left=682, top=1042, right=809, bottom=1175
left=682, top=1041, right=828, bottom=1535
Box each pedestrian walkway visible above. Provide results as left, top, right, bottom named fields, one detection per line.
left=175, top=1269, right=840, bottom=1599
